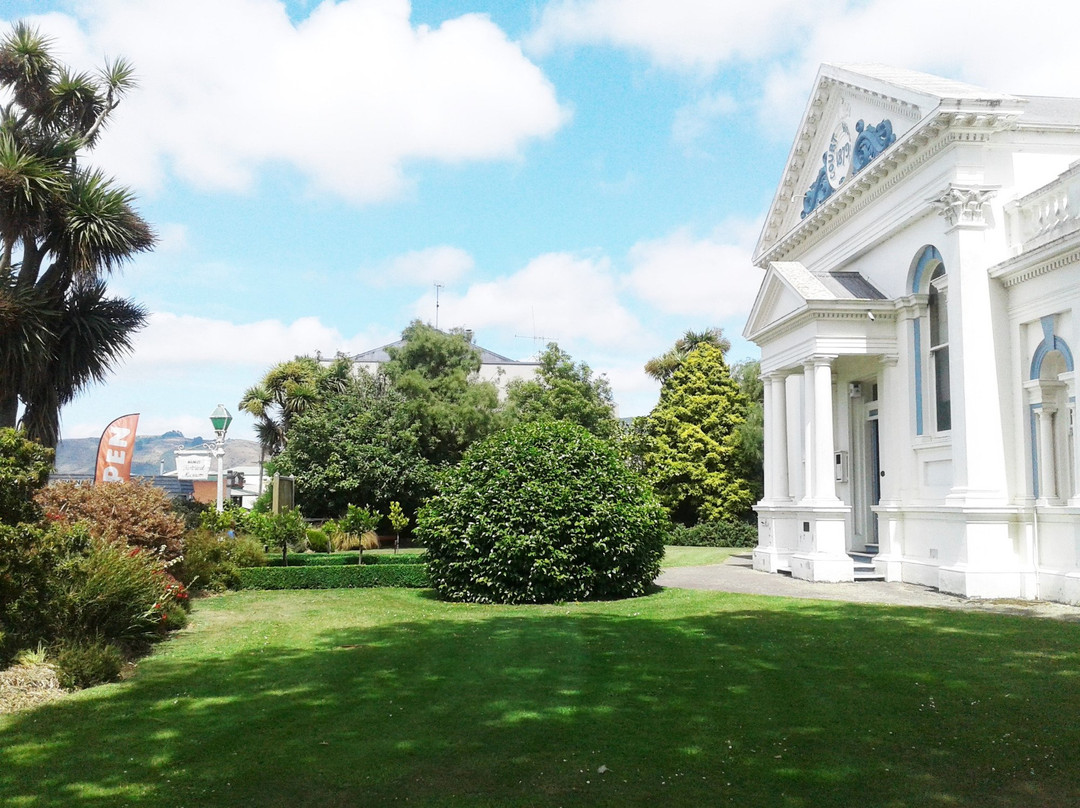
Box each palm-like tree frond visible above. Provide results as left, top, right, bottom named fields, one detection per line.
left=56, top=168, right=154, bottom=279
left=0, top=23, right=57, bottom=120
left=17, top=280, right=146, bottom=446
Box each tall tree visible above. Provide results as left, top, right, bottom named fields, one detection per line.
left=644, top=327, right=731, bottom=384
left=731, top=358, right=764, bottom=504
left=506, top=343, right=620, bottom=440
left=0, top=23, right=153, bottom=446
left=382, top=321, right=503, bottom=465
left=238, top=355, right=352, bottom=458
left=641, top=342, right=754, bottom=525
left=274, top=371, right=434, bottom=520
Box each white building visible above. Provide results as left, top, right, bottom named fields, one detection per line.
left=745, top=64, right=1080, bottom=603
left=346, top=334, right=539, bottom=397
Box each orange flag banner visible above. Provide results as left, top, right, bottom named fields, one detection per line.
left=94, top=413, right=140, bottom=484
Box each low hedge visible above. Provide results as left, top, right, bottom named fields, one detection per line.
left=236, top=564, right=429, bottom=590
left=667, top=520, right=758, bottom=548
left=265, top=552, right=426, bottom=568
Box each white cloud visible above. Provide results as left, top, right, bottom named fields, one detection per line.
left=57, top=313, right=401, bottom=440
left=625, top=222, right=762, bottom=318
left=374, top=245, right=475, bottom=286
left=21, top=0, right=567, bottom=202
left=418, top=251, right=643, bottom=348
left=672, top=91, right=737, bottom=149
left=127, top=312, right=386, bottom=369
left=528, top=0, right=835, bottom=73
left=154, top=223, right=189, bottom=253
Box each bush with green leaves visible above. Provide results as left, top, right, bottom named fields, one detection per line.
left=667, top=519, right=758, bottom=548
left=306, top=527, right=330, bottom=553
left=0, top=522, right=84, bottom=662
left=0, top=428, right=53, bottom=525
left=242, top=508, right=309, bottom=560
left=176, top=528, right=266, bottom=592
left=54, top=638, right=125, bottom=690
left=237, top=564, right=428, bottom=590
left=417, top=421, right=667, bottom=604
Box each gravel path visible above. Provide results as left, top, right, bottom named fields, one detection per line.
left=657, top=553, right=1080, bottom=621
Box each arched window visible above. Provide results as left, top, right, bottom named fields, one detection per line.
left=1029, top=317, right=1076, bottom=503
left=908, top=246, right=950, bottom=436
left=928, top=265, right=950, bottom=432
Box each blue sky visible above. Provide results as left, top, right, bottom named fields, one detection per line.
left=5, top=0, right=1079, bottom=441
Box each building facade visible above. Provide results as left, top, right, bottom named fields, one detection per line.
left=745, top=64, right=1080, bottom=602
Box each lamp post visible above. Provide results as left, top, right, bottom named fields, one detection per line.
left=210, top=404, right=232, bottom=513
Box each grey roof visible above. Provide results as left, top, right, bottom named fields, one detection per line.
left=47, top=473, right=196, bottom=498
left=821, top=271, right=887, bottom=300
left=770, top=262, right=886, bottom=302
left=350, top=337, right=538, bottom=366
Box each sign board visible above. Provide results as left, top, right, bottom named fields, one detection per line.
left=175, top=451, right=212, bottom=480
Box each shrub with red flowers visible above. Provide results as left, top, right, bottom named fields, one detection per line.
left=36, top=480, right=186, bottom=561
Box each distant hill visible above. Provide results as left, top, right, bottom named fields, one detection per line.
left=55, top=433, right=263, bottom=476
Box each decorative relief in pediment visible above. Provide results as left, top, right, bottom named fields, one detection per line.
left=800, top=115, right=897, bottom=219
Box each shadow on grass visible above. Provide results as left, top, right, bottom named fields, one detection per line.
left=2, top=591, right=1080, bottom=808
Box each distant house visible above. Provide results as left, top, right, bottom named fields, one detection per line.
left=745, top=63, right=1080, bottom=604
left=344, top=332, right=540, bottom=397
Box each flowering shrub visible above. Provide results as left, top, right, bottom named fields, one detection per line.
left=58, top=538, right=181, bottom=649
left=417, top=421, right=667, bottom=604
left=37, top=480, right=186, bottom=561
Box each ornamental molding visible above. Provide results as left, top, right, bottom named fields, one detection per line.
left=758, top=109, right=1019, bottom=266
left=931, top=184, right=998, bottom=228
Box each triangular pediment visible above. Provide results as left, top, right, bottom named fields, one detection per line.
left=753, top=64, right=1024, bottom=265
left=743, top=262, right=821, bottom=340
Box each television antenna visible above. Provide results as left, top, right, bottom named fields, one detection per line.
left=514, top=309, right=556, bottom=357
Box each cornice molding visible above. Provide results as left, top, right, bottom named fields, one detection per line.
left=990, top=243, right=1080, bottom=288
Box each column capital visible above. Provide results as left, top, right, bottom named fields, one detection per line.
left=881, top=353, right=899, bottom=367
left=931, top=184, right=998, bottom=229
left=803, top=354, right=837, bottom=370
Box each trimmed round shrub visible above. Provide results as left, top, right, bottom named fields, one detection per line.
left=417, top=421, right=667, bottom=604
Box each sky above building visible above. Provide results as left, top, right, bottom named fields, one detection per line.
left=4, top=0, right=1079, bottom=441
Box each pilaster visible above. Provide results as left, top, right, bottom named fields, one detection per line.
left=934, top=184, right=1010, bottom=505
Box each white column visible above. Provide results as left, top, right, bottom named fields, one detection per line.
left=761, top=373, right=776, bottom=501
left=786, top=373, right=805, bottom=500
left=1036, top=404, right=1058, bottom=503
left=812, top=356, right=839, bottom=503
left=801, top=361, right=816, bottom=504
left=764, top=372, right=789, bottom=502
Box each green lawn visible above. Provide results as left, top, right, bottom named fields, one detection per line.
left=3, top=587, right=1080, bottom=807
left=661, top=545, right=745, bottom=568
